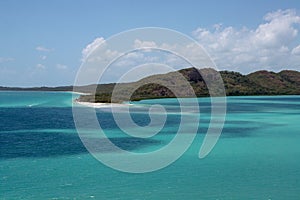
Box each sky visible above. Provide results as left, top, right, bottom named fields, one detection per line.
left=1, top=0, right=300, bottom=87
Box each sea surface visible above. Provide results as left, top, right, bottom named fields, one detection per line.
left=1, top=91, right=300, bottom=199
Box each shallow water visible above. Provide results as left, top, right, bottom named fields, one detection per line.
left=1, top=92, right=300, bottom=199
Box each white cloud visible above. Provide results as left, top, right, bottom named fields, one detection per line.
left=134, top=39, right=158, bottom=48
left=81, top=37, right=105, bottom=61
left=40, top=55, right=47, bottom=60
left=113, top=52, right=144, bottom=67
left=56, top=64, right=68, bottom=70
left=80, top=36, right=213, bottom=84
left=113, top=51, right=162, bottom=68
left=193, top=9, right=300, bottom=72
left=36, top=63, right=46, bottom=69
left=292, top=45, right=300, bottom=55
left=80, top=10, right=300, bottom=85
left=36, top=46, right=53, bottom=52
left=253, top=9, right=300, bottom=48
left=79, top=37, right=123, bottom=84
left=0, top=57, right=14, bottom=63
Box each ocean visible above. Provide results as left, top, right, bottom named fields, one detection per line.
left=1, top=91, right=300, bottom=199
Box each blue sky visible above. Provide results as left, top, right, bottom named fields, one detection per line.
left=1, top=0, right=300, bottom=86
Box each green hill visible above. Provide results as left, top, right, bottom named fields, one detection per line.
left=78, top=67, right=300, bottom=103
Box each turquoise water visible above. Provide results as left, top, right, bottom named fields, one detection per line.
left=0, top=91, right=74, bottom=108
left=1, top=92, right=300, bottom=199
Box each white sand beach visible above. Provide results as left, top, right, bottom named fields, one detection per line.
left=68, top=91, right=91, bottom=95
left=74, top=99, right=132, bottom=108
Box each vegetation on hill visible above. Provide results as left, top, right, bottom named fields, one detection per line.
left=1, top=67, right=300, bottom=103
left=78, top=67, right=300, bottom=103
left=247, top=70, right=300, bottom=95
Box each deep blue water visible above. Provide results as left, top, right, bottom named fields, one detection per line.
left=1, top=92, right=300, bottom=199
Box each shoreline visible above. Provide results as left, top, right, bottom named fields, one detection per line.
left=74, top=99, right=132, bottom=108
left=68, top=91, right=91, bottom=95
left=73, top=93, right=300, bottom=108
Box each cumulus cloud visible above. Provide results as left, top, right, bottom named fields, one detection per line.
left=40, top=55, right=47, bottom=60
left=80, top=10, right=300, bottom=84
left=36, top=46, right=53, bottom=52
left=56, top=64, right=68, bottom=70
left=81, top=37, right=106, bottom=61
left=134, top=39, right=158, bottom=48
left=0, top=57, right=14, bottom=63
left=81, top=35, right=214, bottom=83
left=292, top=45, right=300, bottom=55
left=254, top=9, right=300, bottom=48
left=192, top=9, right=300, bottom=72
left=36, top=63, right=46, bottom=69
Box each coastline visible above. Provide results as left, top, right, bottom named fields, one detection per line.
left=74, top=93, right=300, bottom=108
left=68, top=91, right=91, bottom=95
left=74, top=99, right=132, bottom=108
